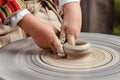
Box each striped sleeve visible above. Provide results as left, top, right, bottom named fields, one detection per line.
left=0, top=0, right=7, bottom=6
left=0, top=0, right=27, bottom=23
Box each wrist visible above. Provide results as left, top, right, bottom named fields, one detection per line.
left=18, top=13, right=42, bottom=35
left=63, top=2, right=80, bottom=14
left=18, top=13, right=52, bottom=37
left=4, top=9, right=30, bottom=28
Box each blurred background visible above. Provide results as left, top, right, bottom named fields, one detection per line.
left=81, top=0, right=120, bottom=36
left=114, top=0, right=120, bottom=36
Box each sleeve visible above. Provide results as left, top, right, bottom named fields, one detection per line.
left=0, top=0, right=27, bottom=23
left=0, top=0, right=7, bottom=6
left=4, top=9, right=30, bottom=28
left=59, top=0, right=80, bottom=9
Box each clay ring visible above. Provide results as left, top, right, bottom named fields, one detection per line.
left=63, top=40, right=92, bottom=55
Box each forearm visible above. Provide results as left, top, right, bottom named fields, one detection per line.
left=63, top=2, right=82, bottom=30
left=60, top=0, right=82, bottom=28
left=18, top=13, right=44, bottom=36
left=59, top=0, right=80, bottom=9
left=63, top=2, right=81, bottom=13
left=60, top=2, right=82, bottom=45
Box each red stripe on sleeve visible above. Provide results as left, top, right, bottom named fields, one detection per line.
left=0, top=0, right=6, bottom=5
left=7, top=2, right=15, bottom=13
left=0, top=11, right=5, bottom=22
left=5, top=0, right=21, bottom=13
left=12, top=0, right=21, bottom=10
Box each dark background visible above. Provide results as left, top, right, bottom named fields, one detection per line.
left=114, top=0, right=120, bottom=36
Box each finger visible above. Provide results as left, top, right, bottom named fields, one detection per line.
left=67, top=34, right=75, bottom=45
left=49, top=45, right=57, bottom=55
left=53, top=35, right=66, bottom=57
left=53, top=35, right=62, bottom=52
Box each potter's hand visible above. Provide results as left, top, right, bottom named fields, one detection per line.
left=18, top=13, right=62, bottom=54
left=60, top=2, right=82, bottom=45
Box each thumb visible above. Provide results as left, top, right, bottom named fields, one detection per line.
left=53, top=35, right=66, bottom=57
left=67, top=34, right=75, bottom=46
left=53, top=35, right=62, bottom=52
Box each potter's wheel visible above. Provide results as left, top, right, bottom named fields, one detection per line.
left=0, top=33, right=120, bottom=80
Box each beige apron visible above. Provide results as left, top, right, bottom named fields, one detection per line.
left=0, top=0, right=62, bottom=48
